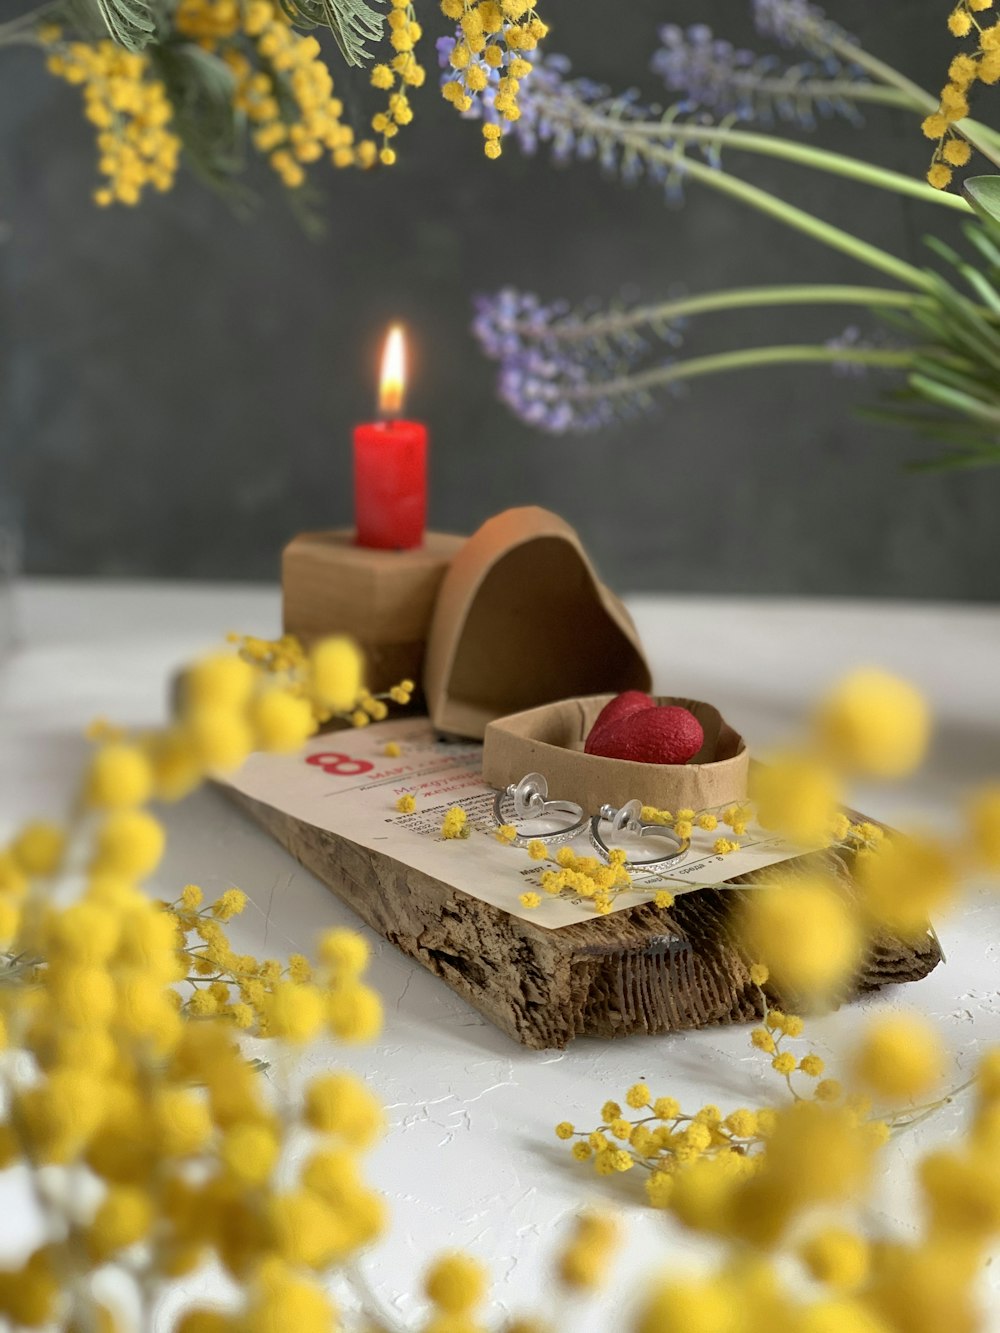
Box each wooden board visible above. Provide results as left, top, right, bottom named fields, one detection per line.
left=228, top=788, right=943, bottom=1050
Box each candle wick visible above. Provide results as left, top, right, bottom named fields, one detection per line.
left=379, top=392, right=404, bottom=421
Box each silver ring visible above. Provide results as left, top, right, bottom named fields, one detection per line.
left=492, top=773, right=589, bottom=847
left=590, top=800, right=689, bottom=872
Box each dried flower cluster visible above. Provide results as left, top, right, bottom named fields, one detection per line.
left=0, top=633, right=396, bottom=1328
left=436, top=0, right=548, bottom=157
left=177, top=0, right=375, bottom=181
left=4, top=0, right=548, bottom=208
left=368, top=0, right=425, bottom=166
left=228, top=631, right=413, bottom=732
left=39, top=27, right=181, bottom=206
left=925, top=0, right=1000, bottom=186
left=555, top=984, right=1000, bottom=1333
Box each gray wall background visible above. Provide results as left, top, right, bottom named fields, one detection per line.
left=1, top=0, right=998, bottom=598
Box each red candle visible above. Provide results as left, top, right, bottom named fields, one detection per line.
left=353, top=324, right=427, bottom=550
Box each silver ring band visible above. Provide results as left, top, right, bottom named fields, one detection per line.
left=590, top=801, right=689, bottom=872
left=492, top=773, right=590, bottom=848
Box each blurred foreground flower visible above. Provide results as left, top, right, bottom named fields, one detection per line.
left=738, top=873, right=863, bottom=1004
left=2, top=645, right=1000, bottom=1330
left=816, top=668, right=931, bottom=778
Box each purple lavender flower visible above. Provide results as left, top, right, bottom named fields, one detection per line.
left=472, top=289, right=605, bottom=432
left=472, top=288, right=677, bottom=434
left=495, top=349, right=612, bottom=433
left=438, top=28, right=621, bottom=167
left=471, top=289, right=566, bottom=362
left=826, top=326, right=877, bottom=378
left=652, top=21, right=869, bottom=127
left=753, top=0, right=853, bottom=62
left=653, top=24, right=769, bottom=118
left=459, top=8, right=913, bottom=436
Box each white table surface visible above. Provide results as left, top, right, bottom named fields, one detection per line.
left=1, top=580, right=999, bottom=1329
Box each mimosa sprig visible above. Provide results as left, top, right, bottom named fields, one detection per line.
left=0, top=0, right=547, bottom=210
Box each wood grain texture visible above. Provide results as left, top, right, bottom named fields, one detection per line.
left=282, top=530, right=463, bottom=694
left=227, top=788, right=943, bottom=1049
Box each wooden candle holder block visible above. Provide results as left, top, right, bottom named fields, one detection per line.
left=282, top=530, right=463, bottom=695
left=227, top=787, right=943, bottom=1050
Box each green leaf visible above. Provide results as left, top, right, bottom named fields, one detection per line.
left=910, top=354, right=991, bottom=391
left=861, top=403, right=1000, bottom=455
left=152, top=44, right=256, bottom=212
left=964, top=176, right=1000, bottom=226
left=61, top=0, right=157, bottom=50
left=909, top=372, right=1000, bottom=425
left=285, top=183, right=330, bottom=240
left=916, top=262, right=1000, bottom=358
left=953, top=259, right=1000, bottom=314
left=923, top=235, right=963, bottom=268
left=962, top=220, right=1000, bottom=272
left=277, top=0, right=384, bottom=66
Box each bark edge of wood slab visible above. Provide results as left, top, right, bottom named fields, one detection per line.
left=226, top=788, right=943, bottom=1050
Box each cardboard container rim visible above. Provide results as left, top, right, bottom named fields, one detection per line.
left=482, top=692, right=750, bottom=814
left=487, top=693, right=747, bottom=769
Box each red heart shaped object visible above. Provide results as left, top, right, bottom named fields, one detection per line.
left=585, top=690, right=655, bottom=754
left=587, top=704, right=705, bottom=766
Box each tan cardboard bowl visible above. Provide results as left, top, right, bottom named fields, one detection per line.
left=482, top=694, right=749, bottom=815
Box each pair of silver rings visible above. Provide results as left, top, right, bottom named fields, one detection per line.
left=492, top=773, right=689, bottom=873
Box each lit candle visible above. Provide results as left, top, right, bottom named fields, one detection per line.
left=353, top=324, right=428, bottom=550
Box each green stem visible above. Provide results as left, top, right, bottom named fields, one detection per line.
left=827, top=36, right=939, bottom=113
left=886, top=1076, right=976, bottom=1132
left=519, top=284, right=922, bottom=346
left=571, top=344, right=912, bottom=403
left=738, top=78, right=916, bottom=110
left=0, top=28, right=41, bottom=46
left=720, top=50, right=1000, bottom=154
left=623, top=118, right=970, bottom=213
left=825, top=30, right=1000, bottom=170
left=966, top=118, right=1000, bottom=150
left=551, top=97, right=937, bottom=293
left=625, top=142, right=935, bottom=292
left=0, top=5, right=52, bottom=45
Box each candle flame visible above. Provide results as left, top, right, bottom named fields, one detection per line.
left=379, top=324, right=406, bottom=416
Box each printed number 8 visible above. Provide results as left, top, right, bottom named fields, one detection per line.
left=306, top=752, right=374, bottom=777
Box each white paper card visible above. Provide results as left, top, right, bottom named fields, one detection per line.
left=221, top=718, right=804, bottom=929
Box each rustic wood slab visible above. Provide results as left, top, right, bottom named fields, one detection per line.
left=227, top=788, right=942, bottom=1050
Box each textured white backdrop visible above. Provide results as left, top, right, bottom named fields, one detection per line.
left=1, top=581, right=998, bottom=1328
